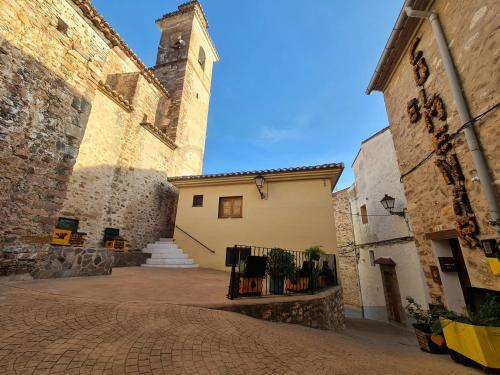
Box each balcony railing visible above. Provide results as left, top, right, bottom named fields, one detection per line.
left=226, top=245, right=338, bottom=300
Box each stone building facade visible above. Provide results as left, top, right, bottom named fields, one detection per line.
left=0, top=0, right=218, bottom=278
left=367, top=0, right=499, bottom=309
left=332, top=189, right=361, bottom=308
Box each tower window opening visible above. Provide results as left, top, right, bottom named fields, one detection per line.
left=198, top=46, right=206, bottom=70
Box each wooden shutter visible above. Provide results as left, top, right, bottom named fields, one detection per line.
left=232, top=197, right=242, bottom=218
left=218, top=197, right=243, bottom=218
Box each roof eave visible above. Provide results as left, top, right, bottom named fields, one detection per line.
left=366, top=0, right=433, bottom=95
left=170, top=166, right=343, bottom=189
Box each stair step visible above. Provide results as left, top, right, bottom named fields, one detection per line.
left=150, top=252, right=188, bottom=259
left=147, top=243, right=179, bottom=250
left=143, top=248, right=183, bottom=254
left=140, top=238, right=196, bottom=268
left=141, top=264, right=198, bottom=269
left=146, top=258, right=195, bottom=265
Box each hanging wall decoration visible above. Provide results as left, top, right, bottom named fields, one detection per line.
left=406, top=37, right=480, bottom=249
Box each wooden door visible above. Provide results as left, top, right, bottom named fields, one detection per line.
left=380, top=265, right=404, bottom=324
left=449, top=238, right=472, bottom=308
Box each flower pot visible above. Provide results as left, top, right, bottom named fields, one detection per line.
left=318, top=275, right=326, bottom=289
left=239, top=276, right=263, bottom=296
left=412, top=324, right=447, bottom=354
left=441, top=319, right=500, bottom=371
left=269, top=277, right=284, bottom=294
left=286, top=277, right=309, bottom=292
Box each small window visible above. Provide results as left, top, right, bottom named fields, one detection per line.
left=218, top=196, right=243, bottom=218
left=369, top=250, right=375, bottom=267
left=192, top=195, right=203, bottom=207
left=198, top=46, right=206, bottom=70
left=360, top=205, right=368, bottom=224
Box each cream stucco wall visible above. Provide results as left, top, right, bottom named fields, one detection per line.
left=173, top=178, right=338, bottom=271
left=350, top=128, right=429, bottom=325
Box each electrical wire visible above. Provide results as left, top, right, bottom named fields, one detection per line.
left=334, top=210, right=392, bottom=217
left=399, top=101, right=499, bottom=182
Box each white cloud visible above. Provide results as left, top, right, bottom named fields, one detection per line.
left=256, top=113, right=311, bottom=145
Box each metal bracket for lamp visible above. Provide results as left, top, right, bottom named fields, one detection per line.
left=380, top=194, right=406, bottom=217
left=254, top=174, right=266, bottom=199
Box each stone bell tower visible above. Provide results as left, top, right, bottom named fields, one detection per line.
left=154, top=1, right=219, bottom=176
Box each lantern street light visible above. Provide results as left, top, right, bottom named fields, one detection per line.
left=255, top=174, right=266, bottom=199
left=380, top=194, right=405, bottom=217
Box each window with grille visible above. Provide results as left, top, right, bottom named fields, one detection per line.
left=192, top=195, right=203, bottom=207
left=218, top=196, right=243, bottom=218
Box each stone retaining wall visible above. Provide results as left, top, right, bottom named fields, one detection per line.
left=218, top=286, right=345, bottom=331
left=0, top=246, right=113, bottom=280
left=112, top=250, right=151, bottom=267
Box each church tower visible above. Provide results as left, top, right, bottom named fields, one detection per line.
left=154, top=1, right=219, bottom=176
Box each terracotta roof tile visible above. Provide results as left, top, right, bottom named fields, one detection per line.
left=169, top=163, right=344, bottom=181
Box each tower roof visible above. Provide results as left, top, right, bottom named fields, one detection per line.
left=155, top=1, right=219, bottom=61
left=156, top=1, right=209, bottom=29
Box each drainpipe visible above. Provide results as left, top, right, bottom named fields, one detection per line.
left=405, top=7, right=500, bottom=236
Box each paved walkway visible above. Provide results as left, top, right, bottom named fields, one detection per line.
left=0, top=268, right=476, bottom=374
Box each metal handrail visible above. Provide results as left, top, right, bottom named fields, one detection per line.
left=175, top=225, right=215, bottom=254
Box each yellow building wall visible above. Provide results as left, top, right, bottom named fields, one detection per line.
left=173, top=179, right=338, bottom=271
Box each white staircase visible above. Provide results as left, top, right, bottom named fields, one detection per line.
left=141, top=238, right=198, bottom=268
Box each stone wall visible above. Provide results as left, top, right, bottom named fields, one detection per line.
left=0, top=37, right=91, bottom=271
left=112, top=250, right=151, bottom=268
left=218, top=286, right=345, bottom=331
left=332, top=189, right=361, bottom=307
left=0, top=0, right=217, bottom=277
left=0, top=246, right=113, bottom=280
left=381, top=0, right=500, bottom=302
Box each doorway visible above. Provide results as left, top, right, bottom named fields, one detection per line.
left=449, top=238, right=472, bottom=307
left=380, top=265, right=404, bottom=323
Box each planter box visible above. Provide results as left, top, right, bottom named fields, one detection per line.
left=486, top=258, right=500, bottom=276
left=412, top=324, right=447, bottom=354
left=286, top=277, right=309, bottom=292
left=239, top=276, right=263, bottom=296
left=442, top=319, right=500, bottom=371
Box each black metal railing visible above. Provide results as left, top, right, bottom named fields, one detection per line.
left=175, top=225, right=215, bottom=254
left=226, top=245, right=338, bottom=300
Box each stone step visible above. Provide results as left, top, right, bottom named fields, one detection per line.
left=140, top=238, right=197, bottom=268
left=145, top=258, right=195, bottom=265
left=146, top=243, right=179, bottom=250
left=150, top=252, right=188, bottom=259
left=141, top=264, right=199, bottom=269
left=144, top=248, right=183, bottom=254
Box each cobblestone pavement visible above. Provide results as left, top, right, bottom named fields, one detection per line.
left=0, top=281, right=476, bottom=374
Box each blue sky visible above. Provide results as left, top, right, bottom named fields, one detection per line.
left=92, top=0, right=402, bottom=190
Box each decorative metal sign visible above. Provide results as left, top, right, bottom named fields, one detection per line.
left=438, top=257, right=458, bottom=273
left=406, top=37, right=480, bottom=248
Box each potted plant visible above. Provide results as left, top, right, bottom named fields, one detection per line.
left=304, top=246, right=325, bottom=261
left=435, top=294, right=500, bottom=372
left=405, top=297, right=447, bottom=354
left=266, top=248, right=295, bottom=295
left=286, top=265, right=309, bottom=292
left=304, top=246, right=326, bottom=291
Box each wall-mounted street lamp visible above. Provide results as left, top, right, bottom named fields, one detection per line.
left=254, top=174, right=266, bottom=199
left=380, top=194, right=405, bottom=217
